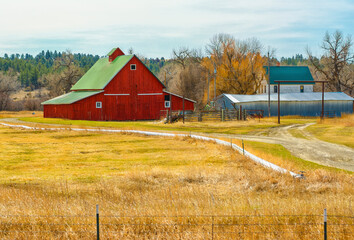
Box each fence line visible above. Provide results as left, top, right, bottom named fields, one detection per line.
left=1, top=210, right=353, bottom=239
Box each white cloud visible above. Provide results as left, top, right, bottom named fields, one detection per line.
left=0, top=0, right=353, bottom=57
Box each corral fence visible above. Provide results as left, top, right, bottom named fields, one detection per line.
left=160, top=109, right=265, bottom=123
left=183, top=109, right=264, bottom=122
left=1, top=208, right=352, bottom=239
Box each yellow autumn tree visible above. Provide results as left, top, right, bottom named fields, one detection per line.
left=202, top=36, right=266, bottom=101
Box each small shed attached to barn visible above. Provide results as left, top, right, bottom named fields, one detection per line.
left=216, top=92, right=354, bottom=117
left=42, top=48, right=195, bottom=121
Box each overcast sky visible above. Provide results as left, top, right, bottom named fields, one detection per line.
left=0, top=0, right=353, bottom=58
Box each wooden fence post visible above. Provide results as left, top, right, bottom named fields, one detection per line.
left=183, top=96, right=185, bottom=124
left=211, top=215, right=214, bottom=240
left=242, top=140, right=244, bottom=155
left=324, top=209, right=327, bottom=240
left=239, top=105, right=242, bottom=120
left=96, top=205, right=100, bottom=240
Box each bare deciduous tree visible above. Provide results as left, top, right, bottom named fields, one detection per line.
left=205, top=33, right=235, bottom=65
left=307, top=30, right=354, bottom=95
left=41, top=51, right=83, bottom=97
left=0, top=71, right=19, bottom=110
left=172, top=47, right=203, bottom=69
left=173, top=63, right=205, bottom=109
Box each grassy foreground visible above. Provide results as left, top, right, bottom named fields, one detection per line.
left=0, top=126, right=353, bottom=239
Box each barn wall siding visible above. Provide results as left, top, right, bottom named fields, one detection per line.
left=43, top=105, right=74, bottom=119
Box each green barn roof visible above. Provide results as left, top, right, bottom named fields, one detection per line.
left=71, top=55, right=134, bottom=90
left=265, top=66, right=314, bottom=85
left=42, top=91, right=102, bottom=105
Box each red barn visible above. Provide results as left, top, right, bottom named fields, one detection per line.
left=42, top=48, right=195, bottom=121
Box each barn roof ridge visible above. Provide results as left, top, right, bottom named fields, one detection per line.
left=71, top=53, right=166, bottom=91
left=71, top=54, right=134, bottom=91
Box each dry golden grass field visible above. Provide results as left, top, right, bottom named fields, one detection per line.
left=0, top=112, right=353, bottom=239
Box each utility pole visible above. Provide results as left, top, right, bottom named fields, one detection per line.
left=267, top=50, right=271, bottom=117
left=207, top=75, right=210, bottom=103
left=214, top=68, right=216, bottom=101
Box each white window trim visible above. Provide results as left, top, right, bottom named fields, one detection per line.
left=138, top=93, right=163, bottom=96
left=96, top=101, right=102, bottom=108
left=164, top=101, right=170, bottom=108
left=130, top=64, right=136, bottom=70
left=104, top=94, right=130, bottom=96
left=300, top=85, right=304, bottom=93
left=274, top=85, right=278, bottom=93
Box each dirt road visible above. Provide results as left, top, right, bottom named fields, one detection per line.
left=212, top=123, right=354, bottom=172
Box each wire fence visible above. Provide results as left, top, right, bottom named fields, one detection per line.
left=0, top=209, right=353, bottom=239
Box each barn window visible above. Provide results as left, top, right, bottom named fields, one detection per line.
left=274, top=85, right=278, bottom=93
left=300, top=85, right=304, bottom=93
left=130, top=64, right=136, bottom=70
left=165, top=101, right=170, bottom=108
left=164, top=95, right=170, bottom=101
left=96, top=102, right=102, bottom=108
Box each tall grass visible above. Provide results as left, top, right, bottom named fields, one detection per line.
left=0, top=127, right=353, bottom=239
left=307, top=114, right=354, bottom=148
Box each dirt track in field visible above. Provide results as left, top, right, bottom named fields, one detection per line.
left=211, top=123, right=354, bottom=172
left=1, top=118, right=353, bottom=171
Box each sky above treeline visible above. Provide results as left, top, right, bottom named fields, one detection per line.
left=0, top=0, right=353, bottom=59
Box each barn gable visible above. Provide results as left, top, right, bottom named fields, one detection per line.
left=103, top=55, right=166, bottom=94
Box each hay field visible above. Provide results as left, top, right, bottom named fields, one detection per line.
left=0, top=126, right=353, bottom=239
left=306, top=114, right=354, bottom=148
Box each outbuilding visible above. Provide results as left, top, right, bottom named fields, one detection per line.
left=42, top=48, right=195, bottom=121
left=216, top=92, right=354, bottom=117
left=258, top=66, right=315, bottom=94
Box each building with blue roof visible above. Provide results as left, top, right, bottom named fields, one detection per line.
left=259, top=66, right=315, bottom=94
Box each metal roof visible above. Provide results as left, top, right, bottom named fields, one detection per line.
left=163, top=90, right=197, bottom=103
left=264, top=66, right=314, bottom=84
left=42, top=91, right=103, bottom=105
left=71, top=55, right=134, bottom=90
left=223, top=92, right=354, bottom=103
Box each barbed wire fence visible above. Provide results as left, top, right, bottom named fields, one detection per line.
left=0, top=207, right=353, bottom=239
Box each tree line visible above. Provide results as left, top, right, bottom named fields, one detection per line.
left=0, top=30, right=353, bottom=111
left=160, top=31, right=353, bottom=110
left=0, top=50, right=100, bottom=90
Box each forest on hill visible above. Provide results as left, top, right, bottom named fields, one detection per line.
left=0, top=51, right=166, bottom=90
